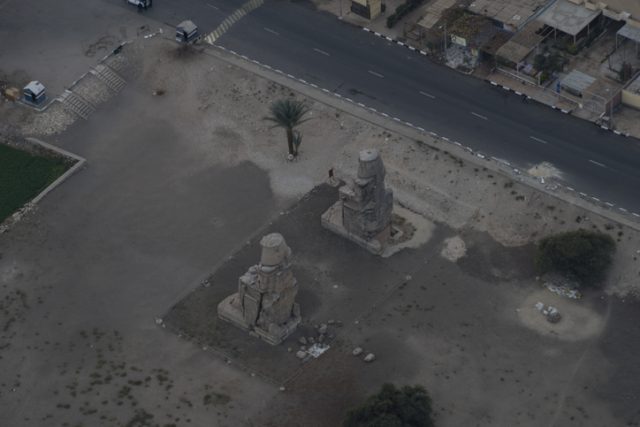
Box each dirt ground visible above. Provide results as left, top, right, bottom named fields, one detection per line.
left=2, top=33, right=640, bottom=426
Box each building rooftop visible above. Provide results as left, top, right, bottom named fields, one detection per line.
left=618, top=22, right=640, bottom=43
left=468, top=0, right=551, bottom=30
left=418, top=0, right=458, bottom=30
left=561, top=69, right=596, bottom=93
left=538, top=0, right=601, bottom=36
left=584, top=0, right=640, bottom=21
left=496, top=20, right=546, bottom=64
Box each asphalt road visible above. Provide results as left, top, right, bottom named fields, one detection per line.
left=92, top=0, right=640, bottom=213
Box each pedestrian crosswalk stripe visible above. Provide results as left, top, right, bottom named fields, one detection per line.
left=204, top=0, right=264, bottom=44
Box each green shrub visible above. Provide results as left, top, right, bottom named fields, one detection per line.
left=535, top=229, right=616, bottom=287
left=386, top=0, right=424, bottom=28
left=344, top=383, right=434, bottom=427
left=387, top=14, right=398, bottom=28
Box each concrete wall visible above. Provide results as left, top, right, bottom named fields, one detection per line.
left=622, top=89, right=640, bottom=109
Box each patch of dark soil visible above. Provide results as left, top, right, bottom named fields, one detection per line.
left=456, top=230, right=536, bottom=282
left=597, top=297, right=640, bottom=424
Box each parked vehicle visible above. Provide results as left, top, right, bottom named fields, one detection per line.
left=126, top=0, right=152, bottom=10
left=176, top=20, right=199, bottom=44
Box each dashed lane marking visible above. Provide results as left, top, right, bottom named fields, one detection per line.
left=368, top=70, right=384, bottom=78
left=588, top=159, right=607, bottom=168
left=313, top=48, right=330, bottom=56
left=529, top=136, right=548, bottom=145
left=419, top=91, right=436, bottom=99
left=263, top=27, right=279, bottom=36
left=471, top=112, right=488, bottom=121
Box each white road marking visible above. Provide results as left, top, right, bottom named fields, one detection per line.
left=529, top=136, right=548, bottom=144
left=313, top=48, right=330, bottom=56
left=368, top=70, right=384, bottom=78
left=419, top=91, right=435, bottom=99
left=263, top=27, right=279, bottom=35
left=470, top=112, right=488, bottom=121
left=588, top=159, right=607, bottom=168
left=206, top=3, right=219, bottom=9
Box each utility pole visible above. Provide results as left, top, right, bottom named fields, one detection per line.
left=443, top=22, right=447, bottom=51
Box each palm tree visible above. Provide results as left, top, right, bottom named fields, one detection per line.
left=264, top=99, right=310, bottom=158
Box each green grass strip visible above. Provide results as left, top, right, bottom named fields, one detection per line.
left=0, top=143, right=71, bottom=222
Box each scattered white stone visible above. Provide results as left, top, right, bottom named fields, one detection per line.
left=318, top=323, right=328, bottom=334
left=545, top=283, right=581, bottom=299
left=155, top=317, right=163, bottom=325
left=307, top=343, right=330, bottom=358
left=534, top=302, right=545, bottom=312
left=279, top=386, right=286, bottom=392
left=352, top=347, right=363, bottom=356
left=296, top=350, right=307, bottom=359
left=298, top=336, right=307, bottom=345
left=364, top=353, right=376, bottom=363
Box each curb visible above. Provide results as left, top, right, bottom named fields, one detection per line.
left=0, top=138, right=86, bottom=234
left=203, top=41, right=640, bottom=230
left=25, top=137, right=86, bottom=205
left=363, top=27, right=429, bottom=56
left=487, top=80, right=631, bottom=138
left=0, top=137, right=87, bottom=234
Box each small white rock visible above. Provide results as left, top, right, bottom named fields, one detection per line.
left=352, top=347, right=363, bottom=356
left=364, top=353, right=376, bottom=363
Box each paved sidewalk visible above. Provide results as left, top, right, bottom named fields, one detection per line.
left=487, top=71, right=577, bottom=113
left=312, top=0, right=433, bottom=43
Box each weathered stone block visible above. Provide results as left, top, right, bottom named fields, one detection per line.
left=217, top=233, right=301, bottom=345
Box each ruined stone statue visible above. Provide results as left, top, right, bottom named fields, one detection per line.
left=322, top=148, right=394, bottom=254
left=217, top=233, right=301, bottom=345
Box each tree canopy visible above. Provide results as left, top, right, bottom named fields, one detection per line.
left=264, top=99, right=310, bottom=157
left=344, top=383, right=434, bottom=427
left=535, top=229, right=616, bottom=287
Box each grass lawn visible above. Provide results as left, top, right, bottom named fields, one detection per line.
left=0, top=143, right=72, bottom=222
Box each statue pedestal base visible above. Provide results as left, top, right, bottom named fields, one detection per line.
left=321, top=201, right=390, bottom=255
